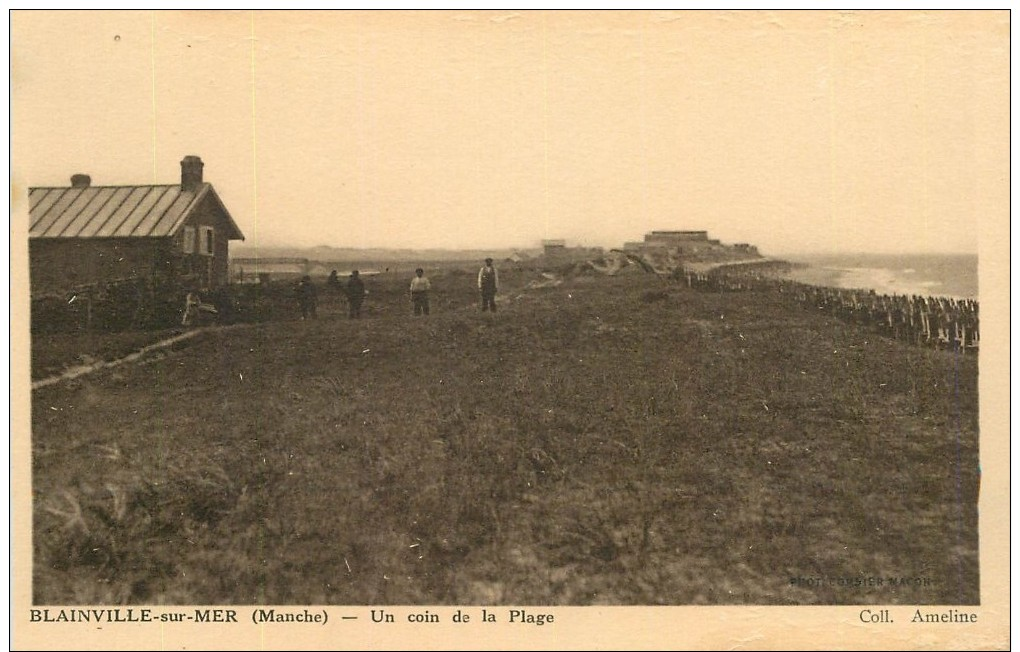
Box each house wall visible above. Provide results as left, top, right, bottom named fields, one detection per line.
left=169, top=193, right=234, bottom=289
left=29, top=238, right=176, bottom=295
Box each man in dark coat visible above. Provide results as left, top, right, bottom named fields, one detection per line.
left=345, top=270, right=366, bottom=319
left=297, top=275, right=317, bottom=320
left=327, top=269, right=341, bottom=294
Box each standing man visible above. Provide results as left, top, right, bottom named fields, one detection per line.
left=478, top=257, right=499, bottom=312
left=410, top=267, right=431, bottom=316
left=345, top=270, right=367, bottom=319
left=297, top=275, right=318, bottom=320
left=327, top=269, right=341, bottom=294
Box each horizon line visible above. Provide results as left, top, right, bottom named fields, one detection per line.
left=232, top=242, right=979, bottom=257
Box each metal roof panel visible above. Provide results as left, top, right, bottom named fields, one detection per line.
left=43, top=187, right=105, bottom=237
left=31, top=188, right=83, bottom=236
left=94, top=187, right=149, bottom=237
left=146, top=189, right=195, bottom=237
left=50, top=187, right=118, bottom=237
left=29, top=188, right=53, bottom=214
left=76, top=187, right=135, bottom=237
left=132, top=186, right=183, bottom=236
left=112, top=186, right=167, bottom=237
left=29, top=183, right=242, bottom=241
left=29, top=189, right=65, bottom=232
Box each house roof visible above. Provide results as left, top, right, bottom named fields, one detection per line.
left=28, top=183, right=245, bottom=240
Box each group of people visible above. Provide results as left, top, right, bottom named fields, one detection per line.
left=325, top=269, right=366, bottom=318
left=297, top=258, right=501, bottom=320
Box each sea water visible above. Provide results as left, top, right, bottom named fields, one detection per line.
left=781, top=253, right=978, bottom=300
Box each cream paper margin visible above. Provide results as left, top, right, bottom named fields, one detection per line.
left=9, top=9, right=1010, bottom=650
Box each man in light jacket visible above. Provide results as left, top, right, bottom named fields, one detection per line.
left=410, top=267, right=431, bottom=316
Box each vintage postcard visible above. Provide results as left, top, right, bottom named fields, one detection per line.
left=10, top=9, right=1010, bottom=650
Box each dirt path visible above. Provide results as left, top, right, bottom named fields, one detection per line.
left=31, top=329, right=205, bottom=390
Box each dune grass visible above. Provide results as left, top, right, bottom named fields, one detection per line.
left=31, top=268, right=978, bottom=605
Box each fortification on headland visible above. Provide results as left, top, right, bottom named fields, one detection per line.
left=536, top=230, right=781, bottom=277
left=634, top=230, right=760, bottom=263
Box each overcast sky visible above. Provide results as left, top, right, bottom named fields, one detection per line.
left=12, top=10, right=1007, bottom=255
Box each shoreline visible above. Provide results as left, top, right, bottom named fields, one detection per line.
left=778, top=262, right=977, bottom=302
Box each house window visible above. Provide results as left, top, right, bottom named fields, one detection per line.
left=200, top=227, right=214, bottom=255
left=182, top=226, right=195, bottom=253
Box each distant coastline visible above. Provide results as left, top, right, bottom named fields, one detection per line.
left=780, top=253, right=978, bottom=301
left=233, top=245, right=979, bottom=301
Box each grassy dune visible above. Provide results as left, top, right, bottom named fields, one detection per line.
left=31, top=269, right=978, bottom=605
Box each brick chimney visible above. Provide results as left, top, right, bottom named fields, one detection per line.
left=70, top=174, right=91, bottom=188
left=180, top=155, right=204, bottom=191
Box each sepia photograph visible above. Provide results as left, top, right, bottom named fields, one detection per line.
left=10, top=8, right=1009, bottom=650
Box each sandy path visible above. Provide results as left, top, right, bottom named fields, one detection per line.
left=31, top=329, right=204, bottom=390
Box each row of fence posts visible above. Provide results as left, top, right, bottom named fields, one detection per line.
left=681, top=268, right=978, bottom=353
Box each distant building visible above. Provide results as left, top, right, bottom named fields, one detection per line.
left=678, top=230, right=709, bottom=241
left=231, top=257, right=310, bottom=282
left=622, top=229, right=763, bottom=268
left=542, top=239, right=567, bottom=256
left=539, top=239, right=606, bottom=265
left=29, top=156, right=244, bottom=294
left=644, top=230, right=709, bottom=246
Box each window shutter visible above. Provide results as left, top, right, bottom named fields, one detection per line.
left=182, top=227, right=195, bottom=253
